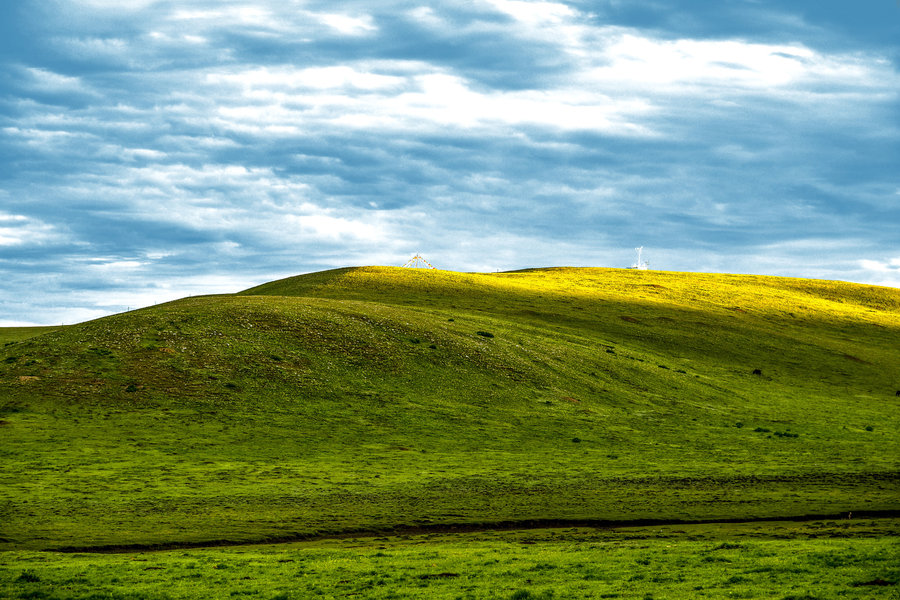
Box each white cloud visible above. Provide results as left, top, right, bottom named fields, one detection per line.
left=170, top=6, right=275, bottom=27
left=178, top=21, right=895, bottom=144
left=473, top=1, right=897, bottom=103
left=285, top=213, right=388, bottom=243
left=406, top=6, right=443, bottom=28
left=34, top=160, right=395, bottom=252
left=853, top=258, right=900, bottom=290
left=585, top=35, right=895, bottom=99
left=0, top=214, right=28, bottom=223
left=207, top=65, right=404, bottom=91
left=485, top=0, right=576, bottom=25
left=72, top=0, right=160, bottom=10
left=146, top=30, right=206, bottom=45
left=859, top=258, right=900, bottom=273
left=86, top=259, right=148, bottom=271
left=23, top=67, right=93, bottom=94
left=161, top=5, right=378, bottom=40
left=318, top=13, right=377, bottom=36
left=0, top=213, right=61, bottom=247
left=58, top=37, right=131, bottom=61
left=202, top=62, right=656, bottom=136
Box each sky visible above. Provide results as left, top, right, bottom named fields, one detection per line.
left=1, top=1, right=898, bottom=326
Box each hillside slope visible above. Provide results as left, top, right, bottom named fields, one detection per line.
left=1, top=267, right=898, bottom=550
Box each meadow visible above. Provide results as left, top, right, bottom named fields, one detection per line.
left=2, top=519, right=898, bottom=600
left=1, top=267, right=898, bottom=597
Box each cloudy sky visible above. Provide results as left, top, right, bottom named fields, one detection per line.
left=1, top=0, right=898, bottom=325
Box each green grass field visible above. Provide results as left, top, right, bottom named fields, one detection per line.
left=1, top=266, right=898, bottom=597
left=2, top=519, right=898, bottom=600
left=0, top=326, right=62, bottom=345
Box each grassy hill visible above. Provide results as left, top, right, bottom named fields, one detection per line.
left=1, top=267, right=898, bottom=551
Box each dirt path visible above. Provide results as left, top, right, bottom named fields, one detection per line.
left=54, top=509, right=900, bottom=553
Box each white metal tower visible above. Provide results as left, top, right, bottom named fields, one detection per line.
left=630, top=246, right=649, bottom=270
left=402, top=254, right=436, bottom=269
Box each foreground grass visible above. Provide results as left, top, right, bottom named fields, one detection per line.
left=2, top=519, right=897, bottom=599
left=1, top=268, right=899, bottom=551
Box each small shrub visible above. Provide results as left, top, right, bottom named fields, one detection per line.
left=16, top=571, right=41, bottom=583
left=735, top=422, right=744, bottom=428
left=428, top=344, right=437, bottom=349
left=476, top=331, right=494, bottom=338
left=572, top=437, right=581, bottom=443
left=851, top=578, right=895, bottom=587
left=510, top=590, right=554, bottom=600
left=753, top=427, right=771, bottom=433
left=865, top=425, right=874, bottom=432
left=711, top=542, right=743, bottom=551
left=125, top=384, right=138, bottom=393
left=752, top=368, right=762, bottom=375
left=410, top=338, right=421, bottom=344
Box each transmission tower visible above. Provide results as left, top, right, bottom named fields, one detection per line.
left=630, top=246, right=649, bottom=270
left=402, top=254, right=436, bottom=269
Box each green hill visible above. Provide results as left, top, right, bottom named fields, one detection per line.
left=1, top=267, right=898, bottom=551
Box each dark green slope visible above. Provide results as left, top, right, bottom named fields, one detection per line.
left=1, top=267, right=898, bottom=550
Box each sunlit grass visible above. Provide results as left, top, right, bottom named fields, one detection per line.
left=1, top=267, right=898, bottom=552
left=0, top=326, right=63, bottom=345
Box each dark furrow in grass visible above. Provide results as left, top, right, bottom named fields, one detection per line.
left=53, top=509, right=900, bottom=554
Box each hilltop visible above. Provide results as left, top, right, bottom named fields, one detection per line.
left=1, top=267, right=898, bottom=551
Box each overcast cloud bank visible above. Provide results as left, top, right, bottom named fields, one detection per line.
left=1, top=0, right=898, bottom=325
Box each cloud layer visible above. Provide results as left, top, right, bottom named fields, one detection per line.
left=1, top=0, right=898, bottom=324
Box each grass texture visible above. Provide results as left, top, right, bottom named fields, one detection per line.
left=1, top=267, right=898, bottom=552
left=1, top=519, right=897, bottom=599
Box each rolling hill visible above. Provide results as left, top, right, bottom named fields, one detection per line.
left=1, top=266, right=898, bottom=551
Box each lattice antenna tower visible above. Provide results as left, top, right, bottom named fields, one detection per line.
left=402, top=253, right=436, bottom=269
